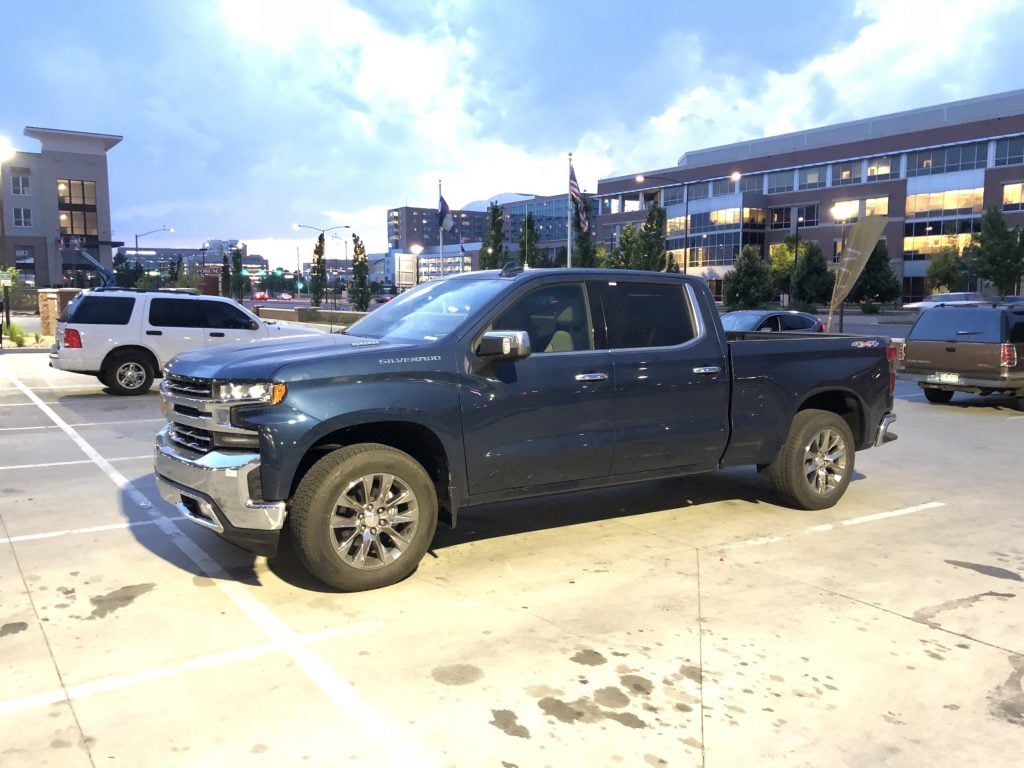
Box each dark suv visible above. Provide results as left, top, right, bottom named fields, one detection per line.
left=896, top=303, right=1024, bottom=409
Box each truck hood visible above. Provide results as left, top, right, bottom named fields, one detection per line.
left=164, top=333, right=414, bottom=380
left=263, top=320, right=325, bottom=337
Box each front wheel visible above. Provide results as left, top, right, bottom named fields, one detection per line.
left=922, top=387, right=954, bottom=404
left=289, top=444, right=438, bottom=591
left=768, top=409, right=855, bottom=510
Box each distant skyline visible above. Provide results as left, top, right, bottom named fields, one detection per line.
left=3, top=0, right=1023, bottom=268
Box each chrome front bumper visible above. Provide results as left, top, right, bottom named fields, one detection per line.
left=154, top=425, right=286, bottom=534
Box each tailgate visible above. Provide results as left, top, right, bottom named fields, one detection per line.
left=901, top=339, right=1004, bottom=375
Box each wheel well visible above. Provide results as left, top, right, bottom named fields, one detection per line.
left=101, top=346, right=160, bottom=378
left=797, top=390, right=863, bottom=445
left=293, top=421, right=454, bottom=525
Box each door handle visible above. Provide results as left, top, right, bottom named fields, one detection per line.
left=692, top=366, right=721, bottom=375
left=209, top=332, right=225, bottom=338
left=575, top=372, right=608, bottom=382
left=146, top=330, right=162, bottom=336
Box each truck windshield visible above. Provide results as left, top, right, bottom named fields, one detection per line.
left=908, top=308, right=1004, bottom=342
left=346, top=278, right=507, bottom=341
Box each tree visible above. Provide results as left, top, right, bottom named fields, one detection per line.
left=723, top=245, right=775, bottom=308
left=221, top=253, right=231, bottom=297
left=965, top=207, right=1024, bottom=296
left=769, top=236, right=801, bottom=297
left=572, top=196, right=599, bottom=268
left=230, top=246, right=245, bottom=301
left=310, top=233, right=327, bottom=307
left=791, top=241, right=834, bottom=307
left=480, top=202, right=504, bottom=270
left=604, top=223, right=644, bottom=269
left=636, top=203, right=667, bottom=272
left=518, top=213, right=543, bottom=268
left=350, top=233, right=371, bottom=312
left=926, top=245, right=967, bottom=292
left=848, top=240, right=900, bottom=306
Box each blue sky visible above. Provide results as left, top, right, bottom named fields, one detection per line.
left=3, top=0, right=1023, bottom=266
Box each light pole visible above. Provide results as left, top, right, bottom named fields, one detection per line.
left=134, top=226, right=174, bottom=271
left=293, top=223, right=350, bottom=303
left=830, top=201, right=857, bottom=332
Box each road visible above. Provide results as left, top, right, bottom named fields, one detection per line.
left=0, top=349, right=1020, bottom=767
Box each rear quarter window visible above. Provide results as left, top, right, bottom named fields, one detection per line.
left=908, top=308, right=1004, bottom=343
left=67, top=296, right=135, bottom=325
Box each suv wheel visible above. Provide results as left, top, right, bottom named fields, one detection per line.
left=103, top=351, right=154, bottom=395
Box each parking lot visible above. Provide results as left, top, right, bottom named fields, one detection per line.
left=1, top=348, right=1022, bottom=767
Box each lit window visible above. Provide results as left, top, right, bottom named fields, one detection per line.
left=865, top=197, right=889, bottom=216
left=1004, top=182, right=1024, bottom=212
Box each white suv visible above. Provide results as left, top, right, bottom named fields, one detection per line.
left=50, top=289, right=322, bottom=395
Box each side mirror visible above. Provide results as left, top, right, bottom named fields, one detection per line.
left=249, top=320, right=260, bottom=331
left=476, top=330, right=532, bottom=361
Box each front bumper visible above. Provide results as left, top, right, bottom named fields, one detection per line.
left=154, top=425, right=286, bottom=556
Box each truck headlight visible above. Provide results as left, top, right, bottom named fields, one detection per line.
left=213, top=381, right=287, bottom=404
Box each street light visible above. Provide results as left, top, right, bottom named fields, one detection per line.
left=134, top=226, right=174, bottom=269
left=293, top=223, right=351, bottom=299
left=830, top=201, right=858, bottom=332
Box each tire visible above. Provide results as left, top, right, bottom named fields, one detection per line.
left=922, top=387, right=954, bottom=404
left=289, top=444, right=438, bottom=591
left=768, top=409, right=855, bottom=510
left=103, top=351, right=154, bottom=395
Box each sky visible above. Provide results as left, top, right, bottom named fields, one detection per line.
left=3, top=0, right=1023, bottom=268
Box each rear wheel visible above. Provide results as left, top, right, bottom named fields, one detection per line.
left=922, top=387, right=954, bottom=404
left=289, top=444, right=438, bottom=591
left=102, top=351, right=154, bottom=395
left=768, top=409, right=854, bottom=510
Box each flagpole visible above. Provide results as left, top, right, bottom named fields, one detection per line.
left=438, top=179, right=444, bottom=277
left=567, top=153, right=573, bottom=269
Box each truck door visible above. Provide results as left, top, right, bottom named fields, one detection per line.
left=461, top=281, right=615, bottom=496
left=599, top=279, right=730, bottom=475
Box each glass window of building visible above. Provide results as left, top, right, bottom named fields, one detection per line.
left=1004, top=182, right=1023, bottom=212
left=865, top=196, right=889, bottom=216
left=995, top=136, right=1024, bottom=167
left=866, top=156, right=898, bottom=181
left=798, top=166, right=826, bottom=190
left=712, top=178, right=735, bottom=196
left=831, top=161, right=861, bottom=186
left=905, top=188, right=983, bottom=218
left=13, top=208, right=32, bottom=227
left=769, top=207, right=791, bottom=229
left=662, top=186, right=685, bottom=206
left=688, top=182, right=709, bottom=200
left=742, top=208, right=766, bottom=226
left=766, top=171, right=794, bottom=194
left=740, top=174, right=763, bottom=193
left=11, top=174, right=30, bottom=195
left=796, top=204, right=819, bottom=227
left=907, top=142, right=986, bottom=176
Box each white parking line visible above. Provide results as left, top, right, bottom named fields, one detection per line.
left=0, top=418, right=165, bottom=433
left=0, top=517, right=185, bottom=545
left=4, top=374, right=436, bottom=767
left=0, top=455, right=152, bottom=471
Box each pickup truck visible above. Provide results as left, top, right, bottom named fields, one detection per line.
left=154, top=267, right=898, bottom=591
left=895, top=302, right=1024, bottom=408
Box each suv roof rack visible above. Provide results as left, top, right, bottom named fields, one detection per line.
left=90, top=287, right=202, bottom=295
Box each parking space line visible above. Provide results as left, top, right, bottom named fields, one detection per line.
left=0, top=517, right=186, bottom=545
left=0, top=455, right=152, bottom=471
left=6, top=373, right=436, bottom=768
left=0, top=418, right=165, bottom=433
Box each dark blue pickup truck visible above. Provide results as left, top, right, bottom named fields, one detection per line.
left=155, top=267, right=897, bottom=591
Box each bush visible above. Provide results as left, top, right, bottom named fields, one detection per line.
left=860, top=302, right=880, bottom=314
left=3, top=323, right=27, bottom=347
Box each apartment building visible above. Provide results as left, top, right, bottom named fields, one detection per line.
left=597, top=89, right=1024, bottom=302
left=1, top=127, right=122, bottom=287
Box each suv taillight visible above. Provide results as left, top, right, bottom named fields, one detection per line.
left=1001, top=343, right=1018, bottom=368
left=63, top=329, right=82, bottom=349
left=887, top=342, right=898, bottom=395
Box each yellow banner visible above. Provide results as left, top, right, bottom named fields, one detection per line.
left=828, top=214, right=889, bottom=330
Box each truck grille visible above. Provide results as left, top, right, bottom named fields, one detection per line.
left=168, top=422, right=214, bottom=453
left=164, top=375, right=213, bottom=399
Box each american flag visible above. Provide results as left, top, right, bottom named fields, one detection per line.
left=569, top=164, right=589, bottom=233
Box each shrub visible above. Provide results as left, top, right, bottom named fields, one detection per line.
left=860, top=302, right=880, bottom=314
left=3, top=323, right=27, bottom=347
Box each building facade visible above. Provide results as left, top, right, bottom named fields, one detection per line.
left=387, top=206, right=489, bottom=252
left=1, top=127, right=122, bottom=287
left=597, top=89, right=1024, bottom=302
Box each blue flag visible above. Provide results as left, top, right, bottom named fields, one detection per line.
left=438, top=195, right=454, bottom=232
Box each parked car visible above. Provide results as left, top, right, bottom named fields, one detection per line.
left=895, top=303, right=1024, bottom=408
left=252, top=290, right=269, bottom=301
left=278, top=292, right=293, bottom=300
left=155, top=268, right=897, bottom=591
left=902, top=292, right=984, bottom=310
left=720, top=310, right=825, bottom=333
left=50, top=288, right=323, bottom=395
left=373, top=294, right=394, bottom=304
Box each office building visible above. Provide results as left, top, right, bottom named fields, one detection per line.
left=1, top=127, right=121, bottom=287
left=597, top=89, right=1024, bottom=301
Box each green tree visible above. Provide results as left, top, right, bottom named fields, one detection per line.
left=518, top=213, right=543, bottom=268
left=769, top=236, right=801, bottom=296
left=573, top=196, right=599, bottom=268
left=723, top=245, right=775, bottom=308
left=605, top=223, right=644, bottom=269
left=965, top=207, right=1024, bottom=296
left=221, top=253, right=231, bottom=297
left=350, top=233, right=371, bottom=312
left=230, top=247, right=245, bottom=301
left=925, top=245, right=967, bottom=292
left=480, top=202, right=505, bottom=270
left=848, top=240, right=900, bottom=306
left=636, top=204, right=667, bottom=272
left=791, top=241, right=834, bottom=307
left=310, top=233, right=327, bottom=307
left=114, top=253, right=142, bottom=288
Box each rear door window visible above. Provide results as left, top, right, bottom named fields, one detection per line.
left=780, top=314, right=815, bottom=331
left=149, top=298, right=205, bottom=328
left=68, top=296, right=135, bottom=325
left=603, top=281, right=696, bottom=348
left=909, top=308, right=1004, bottom=342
